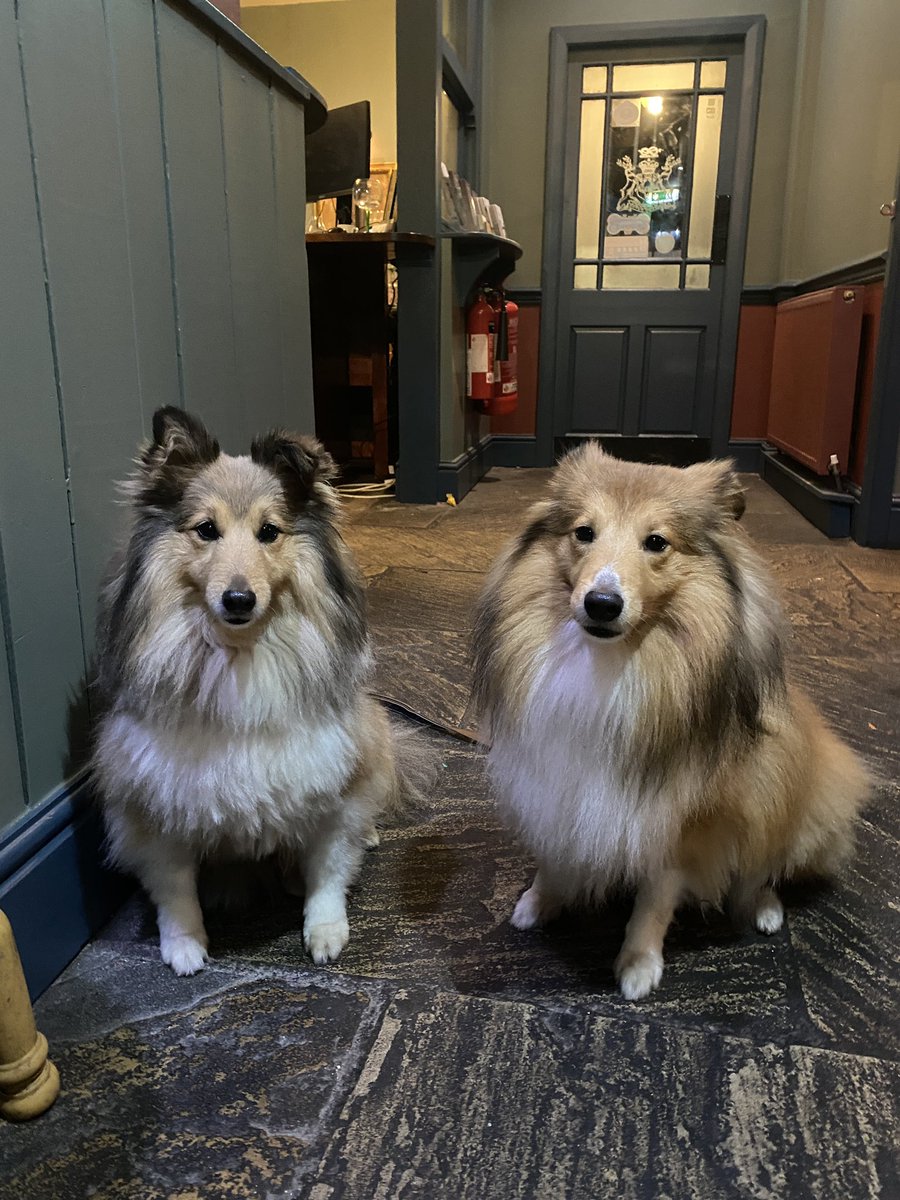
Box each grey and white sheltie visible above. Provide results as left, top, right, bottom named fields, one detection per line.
left=92, top=407, right=406, bottom=975
left=474, top=443, right=870, bottom=1000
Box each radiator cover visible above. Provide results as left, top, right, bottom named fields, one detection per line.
left=765, top=287, right=863, bottom=475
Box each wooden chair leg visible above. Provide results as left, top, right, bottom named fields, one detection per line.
left=0, top=909, right=60, bottom=1120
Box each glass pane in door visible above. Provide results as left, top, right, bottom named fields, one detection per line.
left=602, top=263, right=681, bottom=289
left=569, top=54, right=727, bottom=291
left=699, top=60, right=727, bottom=88
left=604, top=94, right=692, bottom=266
left=687, top=94, right=723, bottom=258
left=575, top=100, right=606, bottom=258
left=612, top=62, right=695, bottom=91
left=582, top=65, right=607, bottom=93
left=574, top=264, right=599, bottom=288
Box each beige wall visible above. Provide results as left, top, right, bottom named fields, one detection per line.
left=781, top=0, right=900, bottom=282
left=483, top=0, right=802, bottom=288
left=243, top=0, right=397, bottom=163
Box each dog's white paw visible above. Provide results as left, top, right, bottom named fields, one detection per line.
left=615, top=949, right=663, bottom=1000
left=304, top=918, right=350, bottom=965
left=754, top=891, right=784, bottom=935
left=510, top=884, right=559, bottom=930
left=160, top=933, right=208, bottom=977
left=362, top=826, right=381, bottom=850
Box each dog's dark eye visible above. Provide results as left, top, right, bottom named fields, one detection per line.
left=574, top=526, right=594, bottom=543
left=194, top=521, right=220, bottom=542
left=644, top=533, right=669, bottom=553
left=257, top=523, right=280, bottom=544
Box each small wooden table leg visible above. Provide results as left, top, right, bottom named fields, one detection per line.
left=0, top=909, right=60, bottom=1120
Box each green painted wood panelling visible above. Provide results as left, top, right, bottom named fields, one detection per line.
left=104, top=0, right=181, bottom=425
left=219, top=55, right=285, bottom=442
left=1, top=0, right=318, bottom=841
left=155, top=1, right=242, bottom=450
left=0, top=574, right=25, bottom=828
left=272, top=89, right=315, bottom=433
left=18, top=0, right=145, bottom=649
left=0, top=0, right=89, bottom=804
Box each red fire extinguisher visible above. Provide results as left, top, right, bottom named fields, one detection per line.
left=466, top=289, right=495, bottom=406
left=490, top=290, right=519, bottom=416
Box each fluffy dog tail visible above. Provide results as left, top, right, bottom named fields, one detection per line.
left=383, top=714, right=438, bottom=821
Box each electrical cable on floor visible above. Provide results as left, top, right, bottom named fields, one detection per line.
left=336, top=479, right=396, bottom=498
left=374, top=693, right=483, bottom=745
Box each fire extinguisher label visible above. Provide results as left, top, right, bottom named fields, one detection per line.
left=501, top=381, right=516, bottom=395
left=468, top=333, right=489, bottom=375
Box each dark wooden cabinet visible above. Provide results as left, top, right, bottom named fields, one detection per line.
left=306, top=232, right=434, bottom=480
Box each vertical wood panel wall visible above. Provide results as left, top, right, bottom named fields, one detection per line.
left=0, top=0, right=315, bottom=834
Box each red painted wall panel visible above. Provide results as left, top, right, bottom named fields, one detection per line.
left=730, top=305, right=776, bottom=440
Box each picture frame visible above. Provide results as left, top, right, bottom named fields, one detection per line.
left=369, top=161, right=397, bottom=224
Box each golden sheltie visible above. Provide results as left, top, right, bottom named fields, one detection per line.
left=92, top=407, right=414, bottom=975
left=473, top=443, right=869, bottom=1000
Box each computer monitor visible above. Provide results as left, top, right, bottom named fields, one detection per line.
left=305, top=100, right=371, bottom=202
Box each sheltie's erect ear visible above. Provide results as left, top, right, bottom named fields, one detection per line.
left=688, top=458, right=746, bottom=521
left=143, top=406, right=220, bottom=472
left=131, top=407, right=220, bottom=510
left=250, top=429, right=338, bottom=512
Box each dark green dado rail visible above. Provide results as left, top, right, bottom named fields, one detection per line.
left=0, top=0, right=325, bottom=997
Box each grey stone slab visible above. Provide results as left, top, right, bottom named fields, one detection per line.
left=837, top=547, right=900, bottom=595
left=345, top=499, right=446, bottom=530
left=345, top=525, right=510, bottom=575
left=786, top=789, right=900, bottom=1062
left=366, top=568, right=481, bottom=635
left=372, top=629, right=474, bottom=729
left=790, top=655, right=900, bottom=771
left=0, top=944, right=387, bottom=1200
left=741, top=507, right=832, bottom=546
left=312, top=989, right=900, bottom=1200
left=773, top=557, right=900, bottom=665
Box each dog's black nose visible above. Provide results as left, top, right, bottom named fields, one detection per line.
left=583, top=590, right=624, bottom=623
left=222, top=588, right=256, bottom=615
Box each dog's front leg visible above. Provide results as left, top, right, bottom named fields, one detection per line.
left=302, top=817, right=364, bottom=966
left=138, top=841, right=208, bottom=976
left=614, top=868, right=684, bottom=1000
left=511, top=865, right=565, bottom=930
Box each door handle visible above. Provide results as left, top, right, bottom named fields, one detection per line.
left=711, top=195, right=731, bottom=264
left=880, top=200, right=896, bottom=218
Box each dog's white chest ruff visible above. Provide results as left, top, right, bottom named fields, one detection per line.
left=104, top=711, right=356, bottom=854
left=98, top=635, right=362, bottom=856
left=488, top=622, right=672, bottom=892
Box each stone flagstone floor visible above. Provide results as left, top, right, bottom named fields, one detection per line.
left=1, top=468, right=898, bottom=1199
